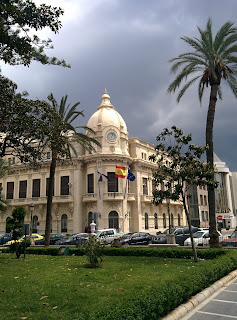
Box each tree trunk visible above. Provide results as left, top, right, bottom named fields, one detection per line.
left=181, top=188, right=198, bottom=262
left=45, top=150, right=57, bottom=246
left=206, top=84, right=219, bottom=248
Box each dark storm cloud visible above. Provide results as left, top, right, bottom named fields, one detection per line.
left=1, top=0, right=237, bottom=170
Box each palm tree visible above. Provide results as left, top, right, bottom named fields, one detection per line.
left=168, top=18, right=237, bottom=247
left=44, top=94, right=100, bottom=246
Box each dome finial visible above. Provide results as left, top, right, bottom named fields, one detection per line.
left=104, top=88, right=107, bottom=94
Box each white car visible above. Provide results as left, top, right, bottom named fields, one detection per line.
left=184, top=230, right=223, bottom=246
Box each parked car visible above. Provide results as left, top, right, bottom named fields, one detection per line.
left=221, top=231, right=237, bottom=247
left=127, top=232, right=152, bottom=245
left=0, top=233, right=13, bottom=245
left=184, top=230, right=223, bottom=246
left=55, top=233, right=89, bottom=245
left=6, top=233, right=44, bottom=245
left=95, top=228, right=124, bottom=244
left=111, top=233, right=133, bottom=247
left=35, top=234, right=67, bottom=245
left=151, top=226, right=200, bottom=246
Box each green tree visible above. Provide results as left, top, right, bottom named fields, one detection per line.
left=44, top=94, right=100, bottom=246
left=0, top=75, right=49, bottom=162
left=7, top=206, right=26, bottom=258
left=149, top=126, right=218, bottom=261
left=168, top=19, right=237, bottom=247
left=0, top=0, right=69, bottom=67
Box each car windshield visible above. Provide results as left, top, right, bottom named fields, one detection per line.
left=193, top=231, right=205, bottom=238
left=230, top=232, right=237, bottom=238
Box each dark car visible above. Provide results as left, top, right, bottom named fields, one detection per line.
left=111, top=233, right=133, bottom=247
left=151, top=226, right=200, bottom=246
left=0, top=233, right=13, bottom=245
left=221, top=231, right=237, bottom=247
left=35, top=234, right=67, bottom=245
left=128, top=232, right=152, bottom=245
left=55, top=233, right=89, bottom=246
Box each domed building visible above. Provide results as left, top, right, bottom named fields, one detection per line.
left=0, top=90, right=184, bottom=235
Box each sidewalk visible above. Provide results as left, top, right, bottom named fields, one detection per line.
left=162, top=269, right=237, bottom=320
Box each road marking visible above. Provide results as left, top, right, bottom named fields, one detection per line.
left=213, top=299, right=237, bottom=304
left=198, top=311, right=237, bottom=318
left=224, top=290, right=237, bottom=293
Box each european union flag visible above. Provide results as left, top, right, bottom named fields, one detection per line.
left=127, top=169, right=135, bottom=181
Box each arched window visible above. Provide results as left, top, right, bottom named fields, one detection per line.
left=145, top=213, right=149, bottom=229
left=108, top=211, right=119, bottom=230
left=61, top=214, right=68, bottom=232
left=178, top=214, right=181, bottom=226
left=32, top=215, right=38, bottom=233
left=6, top=217, right=11, bottom=233
left=171, top=213, right=174, bottom=228
left=163, top=213, right=166, bottom=228
left=154, top=213, right=158, bottom=229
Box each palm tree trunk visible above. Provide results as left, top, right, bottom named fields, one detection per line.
left=206, top=84, right=219, bottom=248
left=45, top=150, right=57, bottom=246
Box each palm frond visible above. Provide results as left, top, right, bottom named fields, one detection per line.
left=214, top=21, right=236, bottom=51
left=198, top=78, right=204, bottom=103
left=168, top=64, right=201, bottom=93
left=226, top=73, right=237, bottom=98
left=177, top=76, right=200, bottom=102
left=217, top=86, right=222, bottom=100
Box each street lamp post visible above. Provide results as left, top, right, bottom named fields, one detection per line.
left=57, top=214, right=59, bottom=234
left=30, top=203, right=34, bottom=235
left=166, top=198, right=171, bottom=234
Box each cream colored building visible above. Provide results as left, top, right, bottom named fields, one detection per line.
left=0, top=90, right=184, bottom=235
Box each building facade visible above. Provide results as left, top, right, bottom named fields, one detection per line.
left=214, top=153, right=235, bottom=228
left=0, top=90, right=184, bottom=235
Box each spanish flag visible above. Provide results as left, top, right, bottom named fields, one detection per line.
left=115, top=165, right=126, bottom=178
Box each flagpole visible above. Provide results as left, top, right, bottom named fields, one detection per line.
left=124, top=171, right=128, bottom=199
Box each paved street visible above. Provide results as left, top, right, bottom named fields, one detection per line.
left=183, top=276, right=237, bottom=320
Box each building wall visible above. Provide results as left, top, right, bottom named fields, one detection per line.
left=0, top=91, right=185, bottom=235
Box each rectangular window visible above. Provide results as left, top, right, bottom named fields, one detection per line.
left=107, top=172, right=118, bottom=192
left=46, top=178, right=54, bottom=196
left=47, top=152, right=51, bottom=159
left=7, top=182, right=14, bottom=199
left=61, top=176, right=69, bottom=195
left=19, top=180, right=27, bottom=198
left=205, top=211, right=209, bottom=221
left=152, top=180, right=156, bottom=192
left=88, top=174, right=94, bottom=193
left=32, top=179, right=40, bottom=197
left=143, top=178, right=148, bottom=195
left=204, top=195, right=207, bottom=206
left=201, top=210, right=205, bottom=221
left=200, top=194, right=203, bottom=205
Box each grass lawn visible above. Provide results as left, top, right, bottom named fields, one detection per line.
left=0, top=253, right=208, bottom=320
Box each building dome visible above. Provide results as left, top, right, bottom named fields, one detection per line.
left=87, top=89, right=127, bottom=134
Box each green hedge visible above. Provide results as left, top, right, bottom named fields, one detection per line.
left=26, top=246, right=226, bottom=260
left=81, top=250, right=237, bottom=320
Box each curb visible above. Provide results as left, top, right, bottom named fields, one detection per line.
left=161, top=269, right=237, bottom=320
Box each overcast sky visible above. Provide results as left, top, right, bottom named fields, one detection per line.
left=1, top=0, right=237, bottom=171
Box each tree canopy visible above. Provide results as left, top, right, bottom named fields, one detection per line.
left=0, top=74, right=49, bottom=162
left=0, top=0, right=69, bottom=67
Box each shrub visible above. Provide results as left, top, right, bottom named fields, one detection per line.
left=9, top=240, right=31, bottom=258
left=83, top=234, right=104, bottom=268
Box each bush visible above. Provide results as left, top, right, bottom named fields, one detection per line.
left=9, top=240, right=31, bottom=258
left=83, top=234, right=104, bottom=267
